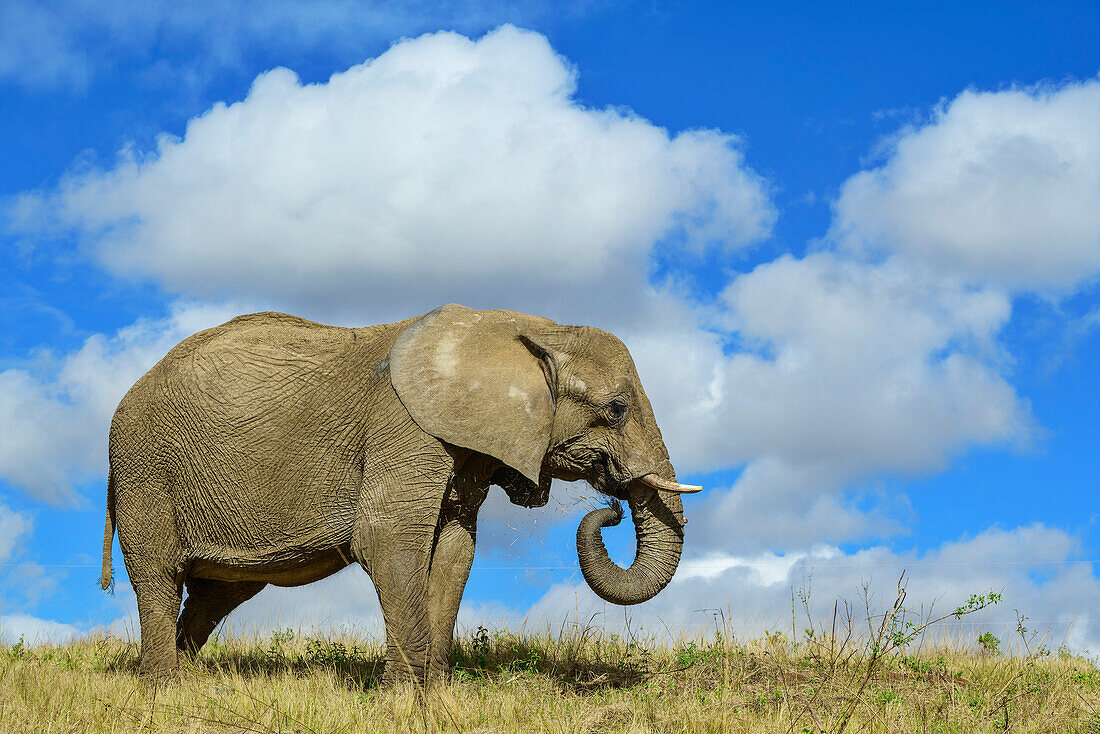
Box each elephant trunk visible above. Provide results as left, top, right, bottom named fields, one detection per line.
left=576, top=464, right=685, bottom=606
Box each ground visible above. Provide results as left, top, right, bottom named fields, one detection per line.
left=2, top=625, right=1100, bottom=733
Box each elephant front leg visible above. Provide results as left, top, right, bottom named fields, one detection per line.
left=352, top=437, right=454, bottom=686
left=360, top=540, right=434, bottom=685
left=427, top=517, right=476, bottom=680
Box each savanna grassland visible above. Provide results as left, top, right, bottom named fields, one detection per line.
left=4, top=609, right=1100, bottom=734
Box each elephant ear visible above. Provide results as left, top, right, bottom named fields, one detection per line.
left=389, top=304, right=557, bottom=484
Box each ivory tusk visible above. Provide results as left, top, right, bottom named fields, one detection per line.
left=637, top=473, right=702, bottom=494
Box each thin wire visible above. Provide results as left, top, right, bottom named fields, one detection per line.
left=477, top=559, right=1100, bottom=569
left=0, top=567, right=103, bottom=572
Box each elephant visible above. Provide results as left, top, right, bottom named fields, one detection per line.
left=100, top=304, right=699, bottom=684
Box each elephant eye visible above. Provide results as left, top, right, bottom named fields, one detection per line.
left=606, top=398, right=628, bottom=426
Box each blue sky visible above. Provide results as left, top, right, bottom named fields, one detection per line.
left=2, top=0, right=1099, bottom=647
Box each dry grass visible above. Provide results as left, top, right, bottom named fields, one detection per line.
left=3, top=619, right=1100, bottom=733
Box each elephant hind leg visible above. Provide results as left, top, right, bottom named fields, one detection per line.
left=177, top=578, right=266, bottom=655
left=128, top=565, right=184, bottom=678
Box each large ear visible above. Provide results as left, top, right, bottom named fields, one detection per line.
left=389, top=304, right=558, bottom=483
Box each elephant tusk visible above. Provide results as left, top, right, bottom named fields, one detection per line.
left=637, top=473, right=702, bottom=494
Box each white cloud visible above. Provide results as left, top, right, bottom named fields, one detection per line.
left=714, top=253, right=1027, bottom=474
left=832, top=76, right=1100, bottom=292
left=11, top=26, right=774, bottom=323
left=0, top=502, right=33, bottom=564
left=2, top=253, right=1028, bottom=550
left=0, top=301, right=237, bottom=504
left=686, top=461, right=906, bottom=555
left=0, top=0, right=585, bottom=89
left=217, top=569, right=384, bottom=638
left=0, top=508, right=72, bottom=614
left=1, top=250, right=1032, bottom=558
left=624, top=255, right=1028, bottom=478
left=0, top=265, right=1034, bottom=634
left=676, top=544, right=841, bottom=586
left=0, top=614, right=81, bottom=645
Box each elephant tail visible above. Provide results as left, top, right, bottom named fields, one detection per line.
left=101, top=467, right=116, bottom=592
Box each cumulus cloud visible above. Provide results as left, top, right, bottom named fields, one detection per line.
left=0, top=507, right=75, bottom=623
left=832, top=76, right=1100, bottom=292
left=713, top=253, right=1027, bottom=473
left=0, top=0, right=581, bottom=89
left=11, top=26, right=774, bottom=324
left=0, top=502, right=33, bottom=564
left=686, top=462, right=905, bottom=554
left=0, top=614, right=81, bottom=645
left=0, top=301, right=236, bottom=504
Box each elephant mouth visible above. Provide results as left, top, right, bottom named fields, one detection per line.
left=592, top=454, right=632, bottom=500
left=492, top=466, right=551, bottom=508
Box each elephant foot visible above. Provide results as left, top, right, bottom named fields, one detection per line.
left=380, top=653, right=432, bottom=688
left=380, top=669, right=427, bottom=689
left=139, top=655, right=182, bottom=681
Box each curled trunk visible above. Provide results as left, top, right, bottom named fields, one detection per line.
left=576, top=481, right=684, bottom=606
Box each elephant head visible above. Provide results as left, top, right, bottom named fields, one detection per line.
left=389, top=304, right=699, bottom=606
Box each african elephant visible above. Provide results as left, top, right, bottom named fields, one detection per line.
left=100, top=304, right=699, bottom=684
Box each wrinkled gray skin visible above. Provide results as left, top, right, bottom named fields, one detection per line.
left=102, top=304, right=687, bottom=684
